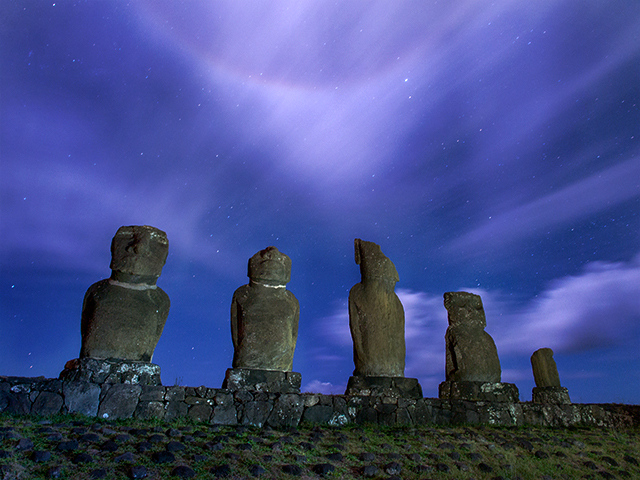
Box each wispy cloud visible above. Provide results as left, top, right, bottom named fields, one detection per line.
left=447, top=158, right=640, bottom=256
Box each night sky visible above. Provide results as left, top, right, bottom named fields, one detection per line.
left=1, top=1, right=639, bottom=404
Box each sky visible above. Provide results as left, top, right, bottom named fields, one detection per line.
left=1, top=1, right=639, bottom=404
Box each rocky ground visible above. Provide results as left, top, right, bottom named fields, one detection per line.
left=0, top=413, right=638, bottom=479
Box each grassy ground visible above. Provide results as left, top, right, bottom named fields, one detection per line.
left=1, top=413, right=638, bottom=479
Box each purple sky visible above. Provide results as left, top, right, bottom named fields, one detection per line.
left=1, top=1, right=639, bottom=403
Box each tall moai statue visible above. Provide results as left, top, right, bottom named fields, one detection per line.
left=530, top=347, right=571, bottom=404
left=222, top=246, right=302, bottom=393
left=345, top=239, right=422, bottom=398
left=60, top=225, right=170, bottom=385
left=438, top=291, right=519, bottom=402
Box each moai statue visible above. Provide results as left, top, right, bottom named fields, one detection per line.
left=60, top=226, right=170, bottom=385
left=438, top=291, right=519, bottom=402
left=222, top=246, right=302, bottom=393
left=345, top=239, right=422, bottom=398
left=531, top=348, right=571, bottom=404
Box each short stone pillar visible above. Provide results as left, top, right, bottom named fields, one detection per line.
left=223, top=246, right=301, bottom=393
left=60, top=225, right=170, bottom=385
left=346, top=239, right=422, bottom=398
left=438, top=291, right=518, bottom=402
left=531, top=348, right=571, bottom=404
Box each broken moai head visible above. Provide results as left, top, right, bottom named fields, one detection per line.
left=354, top=238, right=399, bottom=282
left=443, top=291, right=501, bottom=383
left=531, top=347, right=562, bottom=388
left=443, top=291, right=486, bottom=329
left=110, top=225, right=169, bottom=281
left=248, top=246, right=291, bottom=286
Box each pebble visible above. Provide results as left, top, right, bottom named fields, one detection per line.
left=129, top=465, right=148, bottom=479
left=152, top=450, right=176, bottom=463
left=210, top=464, right=231, bottom=477
left=249, top=464, right=266, bottom=476
left=282, top=464, right=302, bottom=476
left=32, top=450, right=52, bottom=462
left=171, top=465, right=196, bottom=478
left=312, top=463, right=335, bottom=475
left=362, top=465, right=378, bottom=477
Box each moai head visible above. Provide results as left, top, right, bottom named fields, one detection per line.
left=443, top=291, right=487, bottom=329
left=110, top=225, right=169, bottom=279
left=354, top=238, right=399, bottom=282
left=248, top=246, right=291, bottom=286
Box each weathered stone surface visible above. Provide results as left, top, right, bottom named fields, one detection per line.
left=134, top=401, right=165, bottom=420
left=63, top=381, right=101, bottom=416
left=532, top=386, right=571, bottom=404
left=222, top=368, right=301, bottom=393
left=31, top=392, right=63, bottom=415
left=79, top=225, right=170, bottom=363
left=230, top=247, right=299, bottom=371
left=302, top=405, right=334, bottom=424
left=60, top=358, right=161, bottom=385
left=188, top=404, right=213, bottom=422
left=267, top=394, right=304, bottom=428
left=531, top=348, right=562, bottom=388
left=97, top=384, right=141, bottom=420
left=349, top=239, right=405, bottom=377
left=242, top=401, right=273, bottom=427
left=345, top=376, right=423, bottom=399
left=439, top=381, right=519, bottom=402
left=443, top=291, right=501, bottom=383
left=212, top=404, right=238, bottom=425
left=164, top=401, right=188, bottom=421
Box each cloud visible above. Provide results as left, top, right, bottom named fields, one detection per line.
left=447, top=157, right=640, bottom=257
left=302, top=380, right=345, bottom=395
left=497, top=254, right=640, bottom=353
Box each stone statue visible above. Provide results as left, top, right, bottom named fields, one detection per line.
left=230, top=246, right=299, bottom=371
left=348, top=239, right=405, bottom=377
left=531, top=348, right=561, bottom=388
left=443, top=291, right=501, bottom=383
left=79, top=225, right=170, bottom=362
left=439, top=291, right=518, bottom=402
left=531, top=347, right=571, bottom=404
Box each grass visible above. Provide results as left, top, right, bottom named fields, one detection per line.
left=0, top=413, right=638, bottom=479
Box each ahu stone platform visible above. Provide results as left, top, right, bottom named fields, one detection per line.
left=1, top=376, right=638, bottom=429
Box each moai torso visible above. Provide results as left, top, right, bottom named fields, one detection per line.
left=80, top=226, right=170, bottom=362
left=231, top=247, right=299, bottom=371
left=349, top=239, right=405, bottom=377
left=531, top=347, right=562, bottom=387
left=443, top=291, right=501, bottom=383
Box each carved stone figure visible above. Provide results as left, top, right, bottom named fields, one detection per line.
left=230, top=246, right=299, bottom=371
left=443, top=291, right=501, bottom=383
left=438, top=291, right=519, bottom=402
left=531, top=348, right=561, bottom=388
left=348, top=239, right=405, bottom=377
left=79, top=225, right=170, bottom=362
left=531, top=347, right=571, bottom=404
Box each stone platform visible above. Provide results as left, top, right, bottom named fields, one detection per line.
left=439, top=381, right=520, bottom=402
left=59, top=358, right=162, bottom=386
left=345, top=376, right=423, bottom=399
left=1, top=375, right=637, bottom=429
left=222, top=368, right=301, bottom=393
left=532, top=386, right=571, bottom=404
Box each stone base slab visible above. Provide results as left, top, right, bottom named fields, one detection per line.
left=439, top=381, right=519, bottom=402
left=59, top=358, right=162, bottom=386
left=532, top=386, right=571, bottom=404
left=345, top=376, right=423, bottom=399
left=222, top=368, right=301, bottom=393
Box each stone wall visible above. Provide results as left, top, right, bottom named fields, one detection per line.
left=1, top=376, right=637, bottom=429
